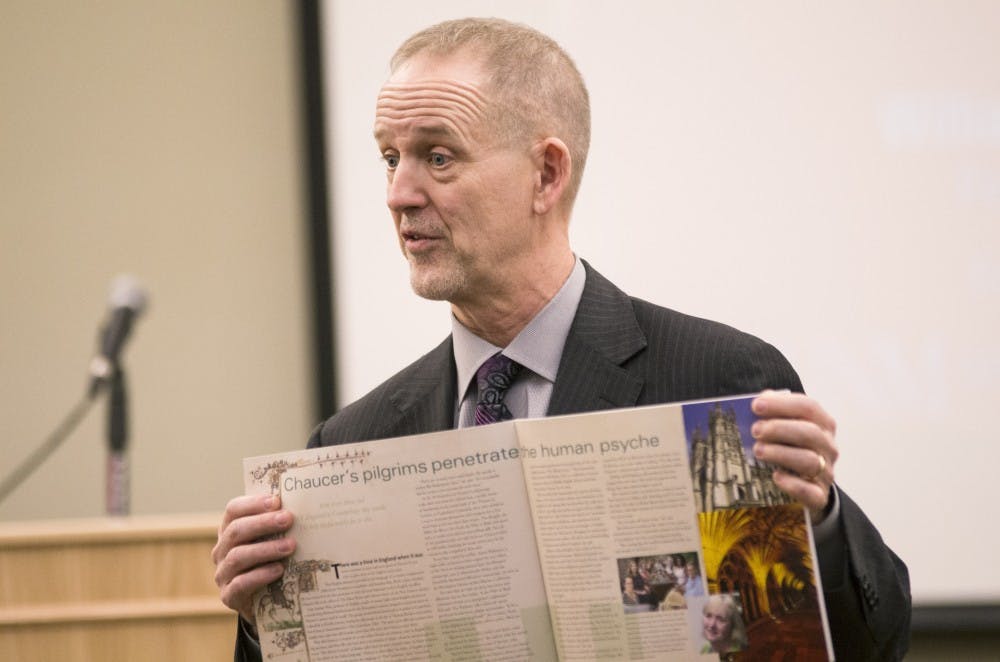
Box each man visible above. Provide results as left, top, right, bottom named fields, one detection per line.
left=213, top=17, right=910, bottom=660
left=684, top=559, right=705, bottom=598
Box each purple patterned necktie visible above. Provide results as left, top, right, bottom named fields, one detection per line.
left=474, top=353, right=522, bottom=425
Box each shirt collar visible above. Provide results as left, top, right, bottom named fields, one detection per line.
left=452, top=256, right=586, bottom=399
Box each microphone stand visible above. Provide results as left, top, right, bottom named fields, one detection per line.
left=0, top=275, right=145, bottom=510
left=106, top=366, right=130, bottom=516
left=0, top=393, right=98, bottom=505
left=0, top=370, right=132, bottom=512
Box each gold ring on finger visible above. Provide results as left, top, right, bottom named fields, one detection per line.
left=804, top=453, right=826, bottom=482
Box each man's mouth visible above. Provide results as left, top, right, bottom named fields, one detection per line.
left=401, top=229, right=441, bottom=252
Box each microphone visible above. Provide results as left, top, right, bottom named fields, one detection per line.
left=88, top=275, right=148, bottom=397
left=93, top=275, right=146, bottom=516
left=0, top=276, right=149, bottom=506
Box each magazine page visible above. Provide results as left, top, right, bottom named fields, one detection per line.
left=684, top=397, right=833, bottom=661
left=243, top=422, right=557, bottom=661
left=515, top=396, right=833, bottom=661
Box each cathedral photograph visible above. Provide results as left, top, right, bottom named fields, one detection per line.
left=682, top=399, right=792, bottom=514
left=684, top=400, right=828, bottom=658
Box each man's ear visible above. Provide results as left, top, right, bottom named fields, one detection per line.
left=532, top=138, right=572, bottom=215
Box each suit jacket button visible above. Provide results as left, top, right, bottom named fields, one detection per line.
left=859, top=576, right=878, bottom=608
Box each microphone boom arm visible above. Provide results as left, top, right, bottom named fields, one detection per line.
left=0, top=393, right=97, bottom=506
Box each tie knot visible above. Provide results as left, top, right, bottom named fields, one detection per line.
left=474, top=353, right=521, bottom=425
left=476, top=353, right=520, bottom=393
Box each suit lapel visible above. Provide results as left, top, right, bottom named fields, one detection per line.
left=383, top=337, right=457, bottom=438
left=548, top=262, right=647, bottom=416
left=374, top=264, right=646, bottom=430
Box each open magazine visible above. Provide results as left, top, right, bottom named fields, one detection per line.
left=244, top=395, right=834, bottom=660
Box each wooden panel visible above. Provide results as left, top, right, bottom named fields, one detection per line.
left=0, top=617, right=235, bottom=662
left=0, top=513, right=237, bottom=661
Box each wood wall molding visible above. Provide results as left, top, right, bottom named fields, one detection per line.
left=0, top=513, right=236, bottom=660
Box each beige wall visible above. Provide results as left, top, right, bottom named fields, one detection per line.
left=0, top=1, right=313, bottom=521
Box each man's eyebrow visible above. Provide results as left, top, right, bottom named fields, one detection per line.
left=373, top=122, right=460, bottom=145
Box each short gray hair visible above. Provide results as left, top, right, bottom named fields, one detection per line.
left=391, top=17, right=591, bottom=205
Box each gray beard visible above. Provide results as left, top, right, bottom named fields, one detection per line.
left=407, top=259, right=469, bottom=302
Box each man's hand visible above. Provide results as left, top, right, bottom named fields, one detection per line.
left=212, top=494, right=296, bottom=625
left=751, top=391, right=839, bottom=523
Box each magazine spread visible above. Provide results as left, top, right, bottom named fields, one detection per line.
left=244, top=395, right=834, bottom=661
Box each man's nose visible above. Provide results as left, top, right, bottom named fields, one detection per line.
left=386, top=161, right=427, bottom=212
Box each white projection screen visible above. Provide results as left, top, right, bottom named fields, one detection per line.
left=320, top=2, right=1000, bottom=607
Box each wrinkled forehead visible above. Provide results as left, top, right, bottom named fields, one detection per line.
left=374, top=78, right=490, bottom=142
left=373, top=53, right=495, bottom=144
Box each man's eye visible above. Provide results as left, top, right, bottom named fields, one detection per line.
left=383, top=154, right=399, bottom=169
left=429, top=152, right=451, bottom=167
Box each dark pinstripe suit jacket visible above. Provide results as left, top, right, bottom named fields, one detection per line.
left=240, top=262, right=909, bottom=661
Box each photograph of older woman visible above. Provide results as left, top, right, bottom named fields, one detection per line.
left=690, top=594, right=748, bottom=656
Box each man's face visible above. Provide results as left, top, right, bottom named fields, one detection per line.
left=373, top=52, right=537, bottom=305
